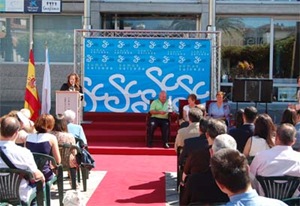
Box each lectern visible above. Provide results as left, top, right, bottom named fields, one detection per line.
left=55, top=91, right=82, bottom=124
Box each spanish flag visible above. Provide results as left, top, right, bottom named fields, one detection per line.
left=24, top=49, right=41, bottom=121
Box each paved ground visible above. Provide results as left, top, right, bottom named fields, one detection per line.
left=49, top=171, right=178, bottom=206
left=50, top=171, right=106, bottom=205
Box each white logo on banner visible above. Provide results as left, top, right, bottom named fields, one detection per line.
left=102, top=40, right=109, bottom=48
left=149, top=41, right=156, bottom=49
left=149, top=56, right=156, bottom=63
left=133, top=55, right=141, bottom=63
left=194, top=56, right=201, bottom=64
left=117, top=55, right=125, bottom=63
left=163, top=41, right=170, bottom=49
left=133, top=41, right=141, bottom=49
left=86, top=40, right=93, bottom=48
left=194, top=42, right=202, bottom=49
left=117, top=41, right=125, bottom=48
left=84, top=66, right=209, bottom=112
left=163, top=56, right=170, bottom=64
left=102, top=55, right=109, bottom=63
left=86, top=55, right=93, bottom=63
left=179, top=41, right=186, bottom=49
left=178, top=56, right=186, bottom=64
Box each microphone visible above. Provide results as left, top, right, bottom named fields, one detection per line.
left=69, top=84, right=75, bottom=91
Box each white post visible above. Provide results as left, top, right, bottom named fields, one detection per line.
left=83, top=0, right=91, bottom=31
left=208, top=0, right=217, bottom=99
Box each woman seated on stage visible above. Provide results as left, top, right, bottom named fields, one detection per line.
left=208, top=91, right=230, bottom=125
left=181, top=94, right=197, bottom=128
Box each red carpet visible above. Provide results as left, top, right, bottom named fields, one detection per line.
left=87, top=154, right=176, bottom=205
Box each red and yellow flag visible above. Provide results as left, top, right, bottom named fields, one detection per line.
left=24, top=49, right=41, bottom=121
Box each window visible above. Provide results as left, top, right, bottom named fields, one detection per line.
left=217, top=17, right=271, bottom=81
left=33, top=15, right=82, bottom=62
left=102, top=14, right=197, bottom=31
left=0, top=17, right=30, bottom=62
left=273, top=20, right=299, bottom=78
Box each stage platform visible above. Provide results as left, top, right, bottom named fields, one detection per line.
left=82, top=112, right=177, bottom=156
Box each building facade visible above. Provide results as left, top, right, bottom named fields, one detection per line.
left=0, top=0, right=299, bottom=116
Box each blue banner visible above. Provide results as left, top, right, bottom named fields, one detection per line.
left=84, top=38, right=211, bottom=113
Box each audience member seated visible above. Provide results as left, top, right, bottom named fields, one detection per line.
left=178, top=117, right=209, bottom=166
left=195, top=104, right=207, bottom=117
left=26, top=114, right=61, bottom=182
left=51, top=114, right=78, bottom=168
left=211, top=148, right=287, bottom=206
left=243, top=114, right=275, bottom=158
left=5, top=110, right=33, bottom=146
left=228, top=106, right=257, bottom=153
left=229, top=108, right=244, bottom=130
left=180, top=93, right=197, bottom=128
left=281, top=108, right=297, bottom=126
left=174, top=108, right=203, bottom=152
left=63, top=109, right=87, bottom=146
left=181, top=132, right=235, bottom=205
left=20, top=108, right=35, bottom=133
left=180, top=148, right=229, bottom=205
left=147, top=91, right=172, bottom=148
left=294, top=131, right=300, bottom=151
left=250, top=123, right=300, bottom=196
left=208, top=91, right=230, bottom=124
left=0, top=116, right=45, bottom=203
left=182, top=118, right=227, bottom=181
left=212, top=134, right=237, bottom=153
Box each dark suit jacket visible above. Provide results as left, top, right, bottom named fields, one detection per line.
left=179, top=134, right=208, bottom=166
left=180, top=169, right=229, bottom=206
left=228, top=123, right=254, bottom=153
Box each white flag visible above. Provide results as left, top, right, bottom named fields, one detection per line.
left=41, top=48, right=51, bottom=114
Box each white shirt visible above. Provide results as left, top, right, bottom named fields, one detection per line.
left=250, top=145, right=300, bottom=177
left=183, top=105, right=190, bottom=121
left=249, top=136, right=271, bottom=157
left=0, top=141, right=38, bottom=202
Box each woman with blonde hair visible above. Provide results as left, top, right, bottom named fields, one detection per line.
left=60, top=73, right=83, bottom=93
left=208, top=91, right=230, bottom=125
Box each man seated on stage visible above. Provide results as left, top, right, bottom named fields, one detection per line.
left=147, top=91, right=170, bottom=148
left=211, top=149, right=287, bottom=206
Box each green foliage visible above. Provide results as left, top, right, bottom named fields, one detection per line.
left=222, top=44, right=270, bottom=78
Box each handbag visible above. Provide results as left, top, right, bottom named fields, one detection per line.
left=76, top=148, right=95, bottom=168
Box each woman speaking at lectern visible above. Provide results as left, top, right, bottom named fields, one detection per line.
left=60, top=73, right=83, bottom=93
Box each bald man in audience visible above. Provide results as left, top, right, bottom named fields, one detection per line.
left=0, top=116, right=45, bottom=202
left=250, top=123, right=300, bottom=196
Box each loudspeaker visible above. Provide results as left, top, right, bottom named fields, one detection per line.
left=232, top=78, right=273, bottom=103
